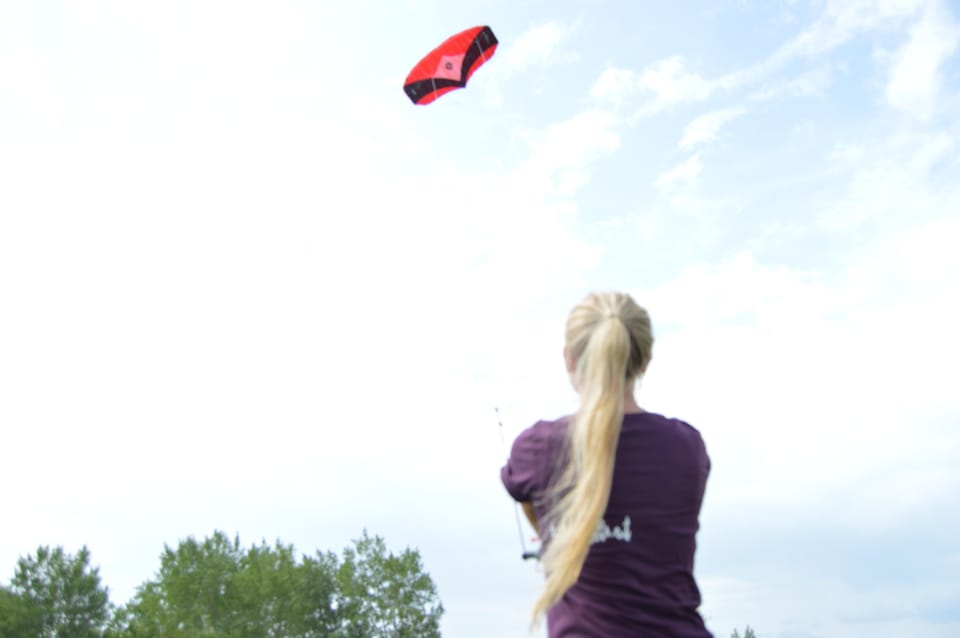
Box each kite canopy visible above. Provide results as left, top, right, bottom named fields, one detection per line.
left=404, top=26, right=498, bottom=105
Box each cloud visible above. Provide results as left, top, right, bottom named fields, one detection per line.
left=819, top=129, right=956, bottom=231
left=771, top=0, right=928, bottom=61
left=639, top=56, right=714, bottom=107
left=3, top=5, right=959, bottom=637
left=521, top=110, right=621, bottom=193
left=679, top=108, right=747, bottom=149
left=637, top=240, right=960, bottom=631
left=590, top=67, right=639, bottom=105
left=635, top=245, right=960, bottom=531
left=482, top=20, right=579, bottom=107
left=710, top=0, right=932, bottom=95
left=884, top=0, right=960, bottom=120
left=748, top=67, right=834, bottom=101
left=656, top=153, right=703, bottom=189
left=499, top=21, right=579, bottom=74
left=0, top=31, right=613, bottom=541
left=592, top=56, right=715, bottom=114
left=636, top=125, right=960, bottom=497
left=592, top=0, right=942, bottom=116
left=0, top=11, right=67, bottom=131
left=702, top=570, right=960, bottom=638
left=0, top=9, right=608, bottom=622
left=589, top=1, right=932, bottom=115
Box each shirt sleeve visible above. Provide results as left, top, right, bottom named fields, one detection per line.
left=500, top=420, right=552, bottom=503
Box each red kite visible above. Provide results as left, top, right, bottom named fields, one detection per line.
left=404, top=26, right=498, bottom=105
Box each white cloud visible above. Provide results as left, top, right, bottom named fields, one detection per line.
left=635, top=236, right=960, bottom=524
left=519, top=109, right=622, bottom=196
left=587, top=0, right=931, bottom=118
left=639, top=252, right=834, bottom=327
left=481, top=20, right=578, bottom=107
left=499, top=21, right=579, bottom=74
left=641, top=56, right=713, bottom=102
left=885, top=0, right=960, bottom=119
left=657, top=153, right=703, bottom=189
left=592, top=57, right=715, bottom=115
left=897, top=213, right=960, bottom=282
left=590, top=67, right=639, bottom=105
left=593, top=0, right=947, bottom=120
left=0, top=13, right=67, bottom=130
left=0, top=9, right=607, bottom=622
left=3, top=4, right=959, bottom=637
left=703, top=574, right=960, bottom=638
left=749, top=66, right=834, bottom=100
left=0, top=13, right=612, bottom=556
left=594, top=0, right=927, bottom=113
left=819, top=129, right=956, bottom=231
left=773, top=0, right=928, bottom=61
left=679, top=108, right=747, bottom=149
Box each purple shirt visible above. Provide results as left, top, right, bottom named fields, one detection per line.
left=501, top=412, right=713, bottom=638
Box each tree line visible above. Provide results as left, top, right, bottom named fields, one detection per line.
left=0, top=530, right=442, bottom=638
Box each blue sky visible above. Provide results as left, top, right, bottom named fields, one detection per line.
left=1, top=1, right=959, bottom=637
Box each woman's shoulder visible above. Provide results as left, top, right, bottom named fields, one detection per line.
left=514, top=414, right=570, bottom=450
left=626, top=411, right=707, bottom=443
left=502, top=415, right=572, bottom=502
left=627, top=411, right=710, bottom=471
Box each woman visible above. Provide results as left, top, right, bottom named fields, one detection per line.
left=501, top=292, right=713, bottom=637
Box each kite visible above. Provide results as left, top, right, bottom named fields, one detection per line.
left=403, top=26, right=498, bottom=105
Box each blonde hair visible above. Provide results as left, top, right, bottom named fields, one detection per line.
left=532, top=291, right=654, bottom=625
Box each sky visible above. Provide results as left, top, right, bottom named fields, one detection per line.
left=1, top=0, right=959, bottom=636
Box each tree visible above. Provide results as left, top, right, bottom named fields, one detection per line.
left=6, top=546, right=110, bottom=638
left=731, top=626, right=757, bottom=638
left=230, top=539, right=341, bottom=638
left=0, top=585, right=41, bottom=638
left=9, top=530, right=445, bottom=638
left=117, top=531, right=340, bottom=638
left=335, top=530, right=443, bottom=638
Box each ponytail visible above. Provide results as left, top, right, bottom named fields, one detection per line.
left=531, top=292, right=652, bottom=627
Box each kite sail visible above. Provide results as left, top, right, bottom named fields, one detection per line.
left=404, top=26, right=498, bottom=105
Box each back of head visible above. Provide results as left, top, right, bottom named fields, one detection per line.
left=532, top=291, right=654, bottom=625
left=564, top=292, right=653, bottom=391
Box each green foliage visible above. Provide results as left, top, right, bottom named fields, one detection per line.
left=118, top=531, right=339, bottom=638
left=731, top=626, right=757, bottom=638
left=110, top=529, right=442, bottom=638
left=335, top=530, right=443, bottom=638
left=0, top=585, right=42, bottom=638
left=5, top=545, right=110, bottom=638
left=3, top=531, right=443, bottom=638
